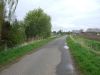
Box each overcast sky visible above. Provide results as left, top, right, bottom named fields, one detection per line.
left=16, top=0, right=100, bottom=31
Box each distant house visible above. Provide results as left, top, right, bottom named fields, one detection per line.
left=86, top=28, right=100, bottom=36
left=72, top=29, right=83, bottom=34
left=86, top=28, right=100, bottom=33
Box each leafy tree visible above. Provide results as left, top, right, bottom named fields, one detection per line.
left=57, top=30, right=62, bottom=35
left=25, top=8, right=51, bottom=40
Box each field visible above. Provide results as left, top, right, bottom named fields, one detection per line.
left=67, top=35, right=100, bottom=75
left=80, top=32, right=100, bottom=41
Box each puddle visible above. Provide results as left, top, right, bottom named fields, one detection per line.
left=64, top=46, right=69, bottom=49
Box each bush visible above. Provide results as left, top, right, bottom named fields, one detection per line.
left=8, top=23, right=26, bottom=47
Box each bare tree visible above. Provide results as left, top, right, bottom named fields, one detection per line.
left=0, top=0, right=18, bottom=51
left=4, top=0, right=18, bottom=22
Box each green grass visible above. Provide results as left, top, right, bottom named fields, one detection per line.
left=85, top=39, right=100, bottom=51
left=71, top=35, right=100, bottom=51
left=0, top=37, right=55, bottom=67
left=67, top=36, right=100, bottom=75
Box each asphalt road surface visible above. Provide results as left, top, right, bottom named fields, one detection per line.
left=0, top=36, right=77, bottom=75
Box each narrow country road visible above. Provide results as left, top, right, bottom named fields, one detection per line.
left=0, top=36, right=77, bottom=75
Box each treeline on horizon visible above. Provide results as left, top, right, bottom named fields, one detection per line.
left=0, top=0, right=51, bottom=51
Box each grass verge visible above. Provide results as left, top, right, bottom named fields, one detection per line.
left=72, top=35, right=100, bottom=51
left=0, top=37, right=55, bottom=68
left=66, top=35, right=100, bottom=75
